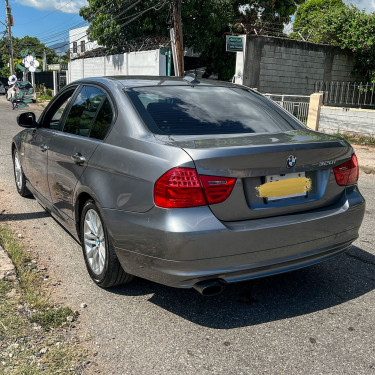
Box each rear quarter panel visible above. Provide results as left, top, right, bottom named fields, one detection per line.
left=77, top=134, right=193, bottom=214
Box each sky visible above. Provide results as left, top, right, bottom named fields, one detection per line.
left=0, top=0, right=374, bottom=53
left=0, top=0, right=89, bottom=52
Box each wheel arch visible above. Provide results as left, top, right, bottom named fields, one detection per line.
left=74, top=191, right=94, bottom=239
left=74, top=184, right=105, bottom=239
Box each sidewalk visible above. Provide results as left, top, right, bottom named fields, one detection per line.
left=354, top=145, right=375, bottom=175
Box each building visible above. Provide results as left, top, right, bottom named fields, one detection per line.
left=69, top=26, right=101, bottom=59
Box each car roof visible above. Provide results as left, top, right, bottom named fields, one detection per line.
left=74, top=76, right=238, bottom=89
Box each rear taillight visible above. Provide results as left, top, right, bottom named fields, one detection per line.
left=333, top=154, right=359, bottom=186
left=154, top=167, right=236, bottom=208
left=199, top=175, right=236, bottom=204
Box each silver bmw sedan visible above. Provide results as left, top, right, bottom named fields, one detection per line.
left=12, top=76, right=365, bottom=296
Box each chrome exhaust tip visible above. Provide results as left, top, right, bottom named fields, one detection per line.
left=193, top=280, right=225, bottom=296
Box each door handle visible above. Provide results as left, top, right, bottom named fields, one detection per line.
left=71, top=153, right=86, bottom=165
left=40, top=144, right=49, bottom=152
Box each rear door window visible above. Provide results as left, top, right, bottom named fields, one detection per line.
left=63, top=86, right=107, bottom=137
left=126, top=86, right=302, bottom=135
left=90, top=98, right=114, bottom=140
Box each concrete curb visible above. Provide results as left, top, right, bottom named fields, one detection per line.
left=0, top=245, right=16, bottom=281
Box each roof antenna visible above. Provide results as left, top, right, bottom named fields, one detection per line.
left=183, top=73, right=200, bottom=85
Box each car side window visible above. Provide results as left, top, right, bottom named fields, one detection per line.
left=90, top=98, right=113, bottom=140
left=63, top=86, right=106, bottom=137
left=42, top=88, right=76, bottom=130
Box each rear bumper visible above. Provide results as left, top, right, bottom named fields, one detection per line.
left=103, top=187, right=365, bottom=288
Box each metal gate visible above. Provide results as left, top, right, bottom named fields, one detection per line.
left=315, top=81, right=375, bottom=108
left=263, top=94, right=310, bottom=123
left=57, top=71, right=67, bottom=92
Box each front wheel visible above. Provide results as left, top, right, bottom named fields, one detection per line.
left=13, top=149, right=31, bottom=197
left=80, top=200, right=133, bottom=288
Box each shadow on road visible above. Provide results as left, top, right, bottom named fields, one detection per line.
left=108, top=245, right=375, bottom=329
left=0, top=210, right=49, bottom=222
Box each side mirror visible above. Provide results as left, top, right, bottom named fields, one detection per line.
left=17, top=112, right=37, bottom=128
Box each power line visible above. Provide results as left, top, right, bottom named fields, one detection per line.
left=5, top=0, right=169, bottom=57
left=39, top=19, right=88, bottom=42
left=26, top=0, right=116, bottom=43
left=51, top=0, right=169, bottom=52
left=37, top=0, right=155, bottom=43
left=41, top=22, right=89, bottom=44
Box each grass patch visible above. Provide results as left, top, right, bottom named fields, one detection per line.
left=0, top=226, right=94, bottom=374
left=36, top=94, right=53, bottom=102
left=0, top=280, right=12, bottom=295
left=0, top=226, right=47, bottom=310
left=30, top=307, right=77, bottom=330
left=334, top=132, right=375, bottom=147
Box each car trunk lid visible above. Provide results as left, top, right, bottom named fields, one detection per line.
left=156, top=130, right=353, bottom=221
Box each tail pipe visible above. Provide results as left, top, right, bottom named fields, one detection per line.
left=193, top=279, right=225, bottom=296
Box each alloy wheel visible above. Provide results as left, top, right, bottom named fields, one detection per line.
left=83, top=209, right=106, bottom=275
left=14, top=151, right=23, bottom=190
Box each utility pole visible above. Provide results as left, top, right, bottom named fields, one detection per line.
left=43, top=49, right=47, bottom=71
left=172, top=0, right=184, bottom=77
left=5, top=0, right=15, bottom=75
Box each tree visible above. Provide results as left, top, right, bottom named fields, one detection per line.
left=80, top=0, right=305, bottom=80
left=292, top=1, right=375, bottom=79
left=0, top=36, right=58, bottom=78
left=240, top=0, right=306, bottom=28
left=292, top=0, right=342, bottom=40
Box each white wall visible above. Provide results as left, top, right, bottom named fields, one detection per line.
left=319, top=106, right=375, bottom=137
left=67, top=50, right=166, bottom=83
left=83, top=57, right=105, bottom=77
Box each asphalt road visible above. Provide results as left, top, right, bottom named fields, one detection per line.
left=0, top=95, right=374, bottom=374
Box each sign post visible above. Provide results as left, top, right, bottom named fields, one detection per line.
left=226, top=35, right=243, bottom=52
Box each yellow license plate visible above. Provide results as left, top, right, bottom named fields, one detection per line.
left=256, top=172, right=311, bottom=201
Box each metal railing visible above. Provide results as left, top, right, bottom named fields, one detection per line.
left=315, top=81, right=375, bottom=108
left=264, top=94, right=310, bottom=123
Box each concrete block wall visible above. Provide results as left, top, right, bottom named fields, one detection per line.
left=331, top=54, right=354, bottom=82
left=319, top=106, right=375, bottom=136
left=83, top=57, right=105, bottom=77
left=237, top=36, right=357, bottom=96
left=69, top=59, right=84, bottom=82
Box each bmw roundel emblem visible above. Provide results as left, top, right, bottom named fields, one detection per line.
left=287, top=155, right=297, bottom=168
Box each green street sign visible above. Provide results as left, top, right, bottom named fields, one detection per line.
left=226, top=35, right=243, bottom=52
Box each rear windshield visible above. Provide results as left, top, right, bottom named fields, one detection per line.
left=126, top=86, right=302, bottom=135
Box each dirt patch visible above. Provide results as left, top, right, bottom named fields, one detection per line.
left=0, top=181, right=103, bottom=374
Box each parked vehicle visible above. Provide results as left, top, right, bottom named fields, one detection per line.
left=12, top=76, right=365, bottom=296
left=0, top=82, right=6, bottom=95
left=7, top=82, right=36, bottom=103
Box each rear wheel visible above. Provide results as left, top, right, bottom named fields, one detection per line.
left=13, top=149, right=31, bottom=197
left=80, top=200, right=133, bottom=287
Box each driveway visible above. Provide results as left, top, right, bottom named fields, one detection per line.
left=0, top=95, right=374, bottom=374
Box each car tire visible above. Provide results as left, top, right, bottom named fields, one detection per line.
left=80, top=200, right=133, bottom=288
left=12, top=149, right=31, bottom=197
